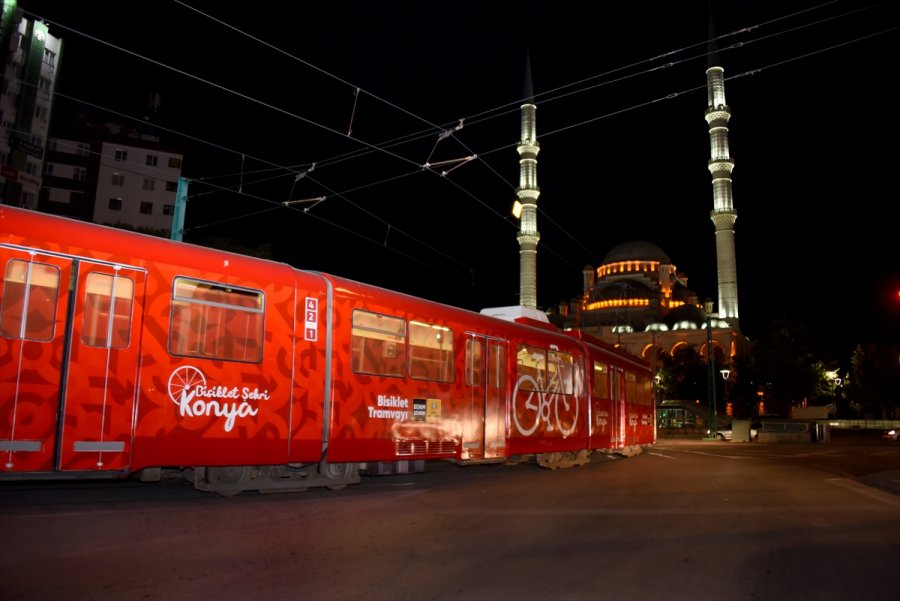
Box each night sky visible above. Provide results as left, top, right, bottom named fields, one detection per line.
left=21, top=0, right=900, bottom=360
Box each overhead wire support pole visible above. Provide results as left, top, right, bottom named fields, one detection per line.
left=704, top=304, right=718, bottom=441
left=421, top=155, right=477, bottom=176
left=425, top=119, right=466, bottom=165
left=348, top=88, right=359, bottom=136
left=441, top=155, right=476, bottom=176
left=283, top=196, right=326, bottom=212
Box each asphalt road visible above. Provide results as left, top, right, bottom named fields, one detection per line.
left=1, top=438, right=898, bottom=601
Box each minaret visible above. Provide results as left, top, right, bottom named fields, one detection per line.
left=516, top=53, right=540, bottom=308
left=704, top=9, right=739, bottom=329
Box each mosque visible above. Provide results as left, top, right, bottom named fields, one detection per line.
left=507, top=17, right=751, bottom=423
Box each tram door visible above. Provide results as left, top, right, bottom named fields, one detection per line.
left=461, top=335, right=508, bottom=460
left=0, top=247, right=144, bottom=473
left=610, top=366, right=625, bottom=450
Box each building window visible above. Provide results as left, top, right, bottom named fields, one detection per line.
left=38, top=77, right=51, bottom=93
left=114, top=149, right=127, bottom=161
left=111, top=173, right=124, bottom=186
left=73, top=167, right=86, bottom=181
left=35, top=105, right=48, bottom=121
left=163, top=204, right=175, bottom=216
left=140, top=202, right=153, bottom=215
left=165, top=180, right=177, bottom=192
left=77, top=142, right=90, bottom=156
left=142, top=178, right=155, bottom=191
left=43, top=48, right=55, bottom=67
left=45, top=163, right=54, bottom=176
left=168, top=157, right=182, bottom=169
left=25, top=161, right=38, bottom=176
left=109, top=197, right=122, bottom=211
left=47, top=186, right=71, bottom=204
left=145, top=154, right=158, bottom=167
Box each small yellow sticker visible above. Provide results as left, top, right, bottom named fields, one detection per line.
left=426, top=398, right=441, bottom=421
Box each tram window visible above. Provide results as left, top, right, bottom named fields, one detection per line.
left=465, top=338, right=483, bottom=386
left=548, top=350, right=574, bottom=394
left=409, top=321, right=453, bottom=382
left=640, top=375, right=652, bottom=406
left=1, top=260, right=60, bottom=342
left=592, top=362, right=609, bottom=399
left=627, top=372, right=651, bottom=406
left=625, top=371, right=637, bottom=405
left=516, top=344, right=545, bottom=391
left=82, top=272, right=134, bottom=348
left=169, top=277, right=264, bottom=363
left=351, top=310, right=405, bottom=377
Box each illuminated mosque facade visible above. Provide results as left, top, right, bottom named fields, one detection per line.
left=536, top=17, right=750, bottom=379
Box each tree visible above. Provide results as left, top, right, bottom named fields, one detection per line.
left=726, top=354, right=758, bottom=419
left=745, top=319, right=819, bottom=417
left=661, top=346, right=708, bottom=404
left=846, top=343, right=900, bottom=419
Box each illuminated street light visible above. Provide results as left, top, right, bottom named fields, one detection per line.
left=826, top=370, right=843, bottom=418
left=720, top=368, right=731, bottom=419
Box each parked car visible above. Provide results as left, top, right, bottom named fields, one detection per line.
left=710, top=422, right=760, bottom=441
left=883, top=426, right=899, bottom=441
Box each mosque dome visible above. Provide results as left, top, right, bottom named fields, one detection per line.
left=664, top=303, right=707, bottom=330
left=592, top=279, right=655, bottom=301
left=602, top=240, right=670, bottom=265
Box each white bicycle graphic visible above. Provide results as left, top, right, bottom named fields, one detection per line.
left=168, top=365, right=206, bottom=405
left=512, top=365, right=579, bottom=437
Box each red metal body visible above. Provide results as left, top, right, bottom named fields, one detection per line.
left=1, top=206, right=653, bottom=489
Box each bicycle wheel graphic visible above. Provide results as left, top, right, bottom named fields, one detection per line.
left=168, top=366, right=206, bottom=405
left=555, top=394, right=579, bottom=437
left=512, top=375, right=541, bottom=436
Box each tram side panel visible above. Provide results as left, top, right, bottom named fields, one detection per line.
left=130, top=257, right=314, bottom=472
left=320, top=275, right=469, bottom=464
left=631, top=369, right=656, bottom=447
left=1, top=210, right=153, bottom=474
left=57, top=261, right=147, bottom=472
left=0, top=246, right=74, bottom=472
left=0, top=202, right=333, bottom=476
left=319, top=277, right=596, bottom=466
left=2, top=206, right=652, bottom=482
left=586, top=351, right=616, bottom=452
left=504, top=333, right=590, bottom=458
left=286, top=271, right=331, bottom=463
left=581, top=339, right=655, bottom=454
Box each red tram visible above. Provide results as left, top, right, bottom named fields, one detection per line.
left=0, top=206, right=654, bottom=494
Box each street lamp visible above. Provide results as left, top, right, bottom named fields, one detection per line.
left=826, top=370, right=843, bottom=418
left=720, top=368, right=731, bottom=418
left=704, top=300, right=718, bottom=441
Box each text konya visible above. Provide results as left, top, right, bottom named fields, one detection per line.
left=169, top=366, right=268, bottom=432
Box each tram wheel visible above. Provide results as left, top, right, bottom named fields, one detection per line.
left=204, top=466, right=250, bottom=497
left=320, top=461, right=357, bottom=491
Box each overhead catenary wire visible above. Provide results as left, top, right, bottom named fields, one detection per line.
left=166, top=0, right=893, bottom=276
left=23, top=1, right=896, bottom=305
left=171, top=0, right=894, bottom=263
